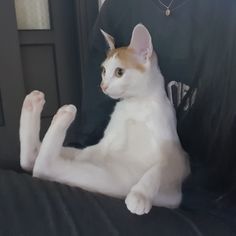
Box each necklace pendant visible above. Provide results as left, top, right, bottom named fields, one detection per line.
left=165, top=8, right=171, bottom=16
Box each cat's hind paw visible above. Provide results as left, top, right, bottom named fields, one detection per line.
left=22, top=90, right=45, bottom=113
left=125, top=190, right=152, bottom=215
left=51, top=105, right=77, bottom=129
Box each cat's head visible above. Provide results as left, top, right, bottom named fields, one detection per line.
left=100, top=24, right=158, bottom=99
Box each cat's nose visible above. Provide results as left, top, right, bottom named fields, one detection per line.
left=100, top=82, right=108, bottom=92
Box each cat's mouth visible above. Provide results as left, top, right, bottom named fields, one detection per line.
left=104, top=90, right=124, bottom=99
left=108, top=94, right=122, bottom=99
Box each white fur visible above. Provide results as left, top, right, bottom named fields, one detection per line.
left=19, top=24, right=190, bottom=215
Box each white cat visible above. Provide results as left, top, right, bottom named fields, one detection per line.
left=19, top=24, right=190, bottom=215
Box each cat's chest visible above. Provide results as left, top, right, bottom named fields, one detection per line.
left=103, top=100, right=158, bottom=153
left=114, top=99, right=155, bottom=122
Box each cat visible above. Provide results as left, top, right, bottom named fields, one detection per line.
left=19, top=24, right=190, bottom=215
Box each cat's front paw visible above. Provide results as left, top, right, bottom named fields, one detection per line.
left=125, top=190, right=152, bottom=215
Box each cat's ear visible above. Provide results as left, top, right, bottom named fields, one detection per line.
left=100, top=29, right=115, bottom=50
left=128, top=24, right=153, bottom=61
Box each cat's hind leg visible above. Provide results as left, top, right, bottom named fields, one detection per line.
left=20, top=90, right=45, bottom=172
left=33, top=104, right=78, bottom=178
left=33, top=105, right=132, bottom=197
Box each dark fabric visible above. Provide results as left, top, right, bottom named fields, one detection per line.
left=0, top=169, right=235, bottom=236
left=176, top=0, right=236, bottom=191
left=76, top=0, right=236, bottom=201
left=77, top=0, right=216, bottom=145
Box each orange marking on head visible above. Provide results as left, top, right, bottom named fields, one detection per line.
left=107, top=47, right=145, bottom=72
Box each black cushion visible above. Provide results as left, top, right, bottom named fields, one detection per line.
left=0, top=169, right=235, bottom=236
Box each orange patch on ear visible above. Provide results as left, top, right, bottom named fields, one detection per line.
left=107, top=47, right=145, bottom=72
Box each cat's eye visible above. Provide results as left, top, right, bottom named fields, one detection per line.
left=101, top=66, right=106, bottom=75
left=115, top=68, right=125, bottom=78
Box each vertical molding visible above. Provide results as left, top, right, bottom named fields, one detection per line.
left=74, top=0, right=98, bottom=80
left=0, top=89, right=5, bottom=127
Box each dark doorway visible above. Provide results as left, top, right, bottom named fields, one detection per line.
left=0, top=0, right=98, bottom=169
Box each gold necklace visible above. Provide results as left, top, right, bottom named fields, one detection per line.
left=158, top=0, right=191, bottom=16
left=158, top=0, right=175, bottom=16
